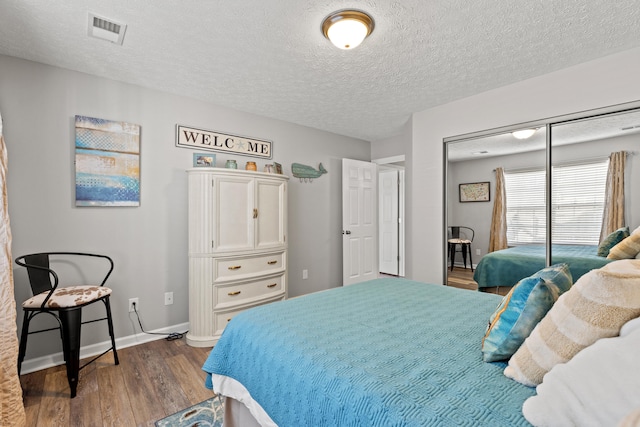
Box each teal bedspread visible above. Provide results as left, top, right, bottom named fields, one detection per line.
left=203, top=278, right=535, bottom=426
left=473, top=244, right=612, bottom=289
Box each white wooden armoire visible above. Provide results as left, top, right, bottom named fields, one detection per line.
left=186, top=168, right=288, bottom=347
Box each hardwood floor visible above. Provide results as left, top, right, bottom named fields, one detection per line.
left=20, top=338, right=215, bottom=427
left=447, top=266, right=510, bottom=296
left=446, top=266, right=478, bottom=290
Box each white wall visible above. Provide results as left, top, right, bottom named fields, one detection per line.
left=410, top=46, right=640, bottom=284
left=448, top=135, right=639, bottom=263
left=0, top=55, right=370, bottom=359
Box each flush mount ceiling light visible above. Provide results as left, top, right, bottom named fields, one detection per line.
left=512, top=128, right=537, bottom=139
left=322, top=10, right=374, bottom=50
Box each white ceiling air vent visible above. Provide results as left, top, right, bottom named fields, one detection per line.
left=88, top=13, right=127, bottom=45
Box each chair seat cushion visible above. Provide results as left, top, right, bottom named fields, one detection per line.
left=448, top=238, right=471, bottom=244
left=23, top=286, right=112, bottom=309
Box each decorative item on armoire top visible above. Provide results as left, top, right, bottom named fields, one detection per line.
left=176, top=124, right=272, bottom=159
left=245, top=161, right=257, bottom=171
left=459, top=181, right=491, bottom=202
left=264, top=164, right=274, bottom=173
left=225, top=159, right=237, bottom=169
left=75, top=115, right=140, bottom=207
left=193, top=153, right=215, bottom=167
left=291, top=163, right=327, bottom=182
left=273, top=162, right=283, bottom=174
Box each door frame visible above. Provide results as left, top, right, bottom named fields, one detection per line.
left=373, top=155, right=405, bottom=277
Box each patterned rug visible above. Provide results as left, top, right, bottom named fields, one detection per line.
left=155, top=396, right=224, bottom=427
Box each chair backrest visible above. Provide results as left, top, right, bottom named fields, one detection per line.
left=449, top=226, right=474, bottom=242
left=21, top=253, right=54, bottom=295
left=15, top=252, right=114, bottom=298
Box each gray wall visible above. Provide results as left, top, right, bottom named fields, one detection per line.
left=410, top=46, right=640, bottom=284
left=0, top=55, right=370, bottom=360
left=448, top=135, right=639, bottom=264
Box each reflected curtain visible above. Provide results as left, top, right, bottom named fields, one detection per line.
left=599, top=151, right=627, bottom=242
left=0, top=114, right=26, bottom=426
left=489, top=167, right=508, bottom=252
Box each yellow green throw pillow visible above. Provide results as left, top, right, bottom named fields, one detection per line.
left=608, top=226, right=640, bottom=260
left=481, top=263, right=572, bottom=362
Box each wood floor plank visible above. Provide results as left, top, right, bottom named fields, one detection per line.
left=70, top=362, right=102, bottom=427
left=36, top=370, right=70, bottom=427
left=136, top=340, right=191, bottom=415
left=97, top=364, right=137, bottom=426
left=20, top=369, right=46, bottom=426
left=119, top=343, right=168, bottom=425
left=167, top=353, right=216, bottom=406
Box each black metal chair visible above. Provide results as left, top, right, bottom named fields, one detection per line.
left=14, top=252, right=119, bottom=398
left=448, top=226, right=475, bottom=271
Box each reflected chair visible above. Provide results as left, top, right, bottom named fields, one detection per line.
left=14, top=252, right=119, bottom=398
left=448, top=226, right=475, bottom=271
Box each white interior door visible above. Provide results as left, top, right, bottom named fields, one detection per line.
left=379, top=169, right=399, bottom=275
left=342, top=159, right=378, bottom=286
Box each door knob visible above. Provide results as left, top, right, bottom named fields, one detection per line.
left=343, top=230, right=351, bottom=235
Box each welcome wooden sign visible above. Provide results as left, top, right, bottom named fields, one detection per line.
left=176, top=125, right=272, bottom=159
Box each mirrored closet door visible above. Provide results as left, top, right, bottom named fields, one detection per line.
left=445, top=103, right=640, bottom=294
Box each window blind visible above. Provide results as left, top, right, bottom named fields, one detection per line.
left=504, top=158, right=608, bottom=246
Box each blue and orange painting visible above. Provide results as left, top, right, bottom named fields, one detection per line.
left=75, top=115, right=140, bottom=206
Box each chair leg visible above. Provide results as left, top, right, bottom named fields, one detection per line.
left=461, top=244, right=468, bottom=269
left=449, top=243, right=455, bottom=271
left=59, top=308, right=82, bottom=398
left=17, top=311, right=30, bottom=375
left=103, top=297, right=119, bottom=365
left=468, top=245, right=474, bottom=272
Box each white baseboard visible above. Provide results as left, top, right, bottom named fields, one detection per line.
left=20, top=322, right=190, bottom=375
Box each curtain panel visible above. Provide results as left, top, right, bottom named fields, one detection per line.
left=488, top=167, right=508, bottom=252
left=0, top=114, right=26, bottom=426
left=599, top=151, right=627, bottom=242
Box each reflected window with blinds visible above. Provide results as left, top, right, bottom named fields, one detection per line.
left=504, top=158, right=609, bottom=246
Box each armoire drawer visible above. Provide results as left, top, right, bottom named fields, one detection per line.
left=213, top=296, right=285, bottom=337
left=214, top=251, right=285, bottom=282
left=214, top=274, right=285, bottom=309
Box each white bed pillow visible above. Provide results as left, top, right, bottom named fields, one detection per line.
left=522, top=317, right=640, bottom=427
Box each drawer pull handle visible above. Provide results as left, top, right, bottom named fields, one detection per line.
left=267, top=283, right=277, bottom=288
left=253, top=208, right=258, bottom=219
left=267, top=260, right=278, bottom=265
left=228, top=265, right=242, bottom=270
left=228, top=291, right=241, bottom=296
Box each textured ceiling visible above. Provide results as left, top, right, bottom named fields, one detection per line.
left=1, top=1, right=640, bottom=141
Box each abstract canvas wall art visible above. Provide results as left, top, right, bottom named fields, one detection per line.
left=75, top=115, right=140, bottom=206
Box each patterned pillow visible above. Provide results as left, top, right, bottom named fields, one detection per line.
left=481, top=263, right=572, bottom=362
left=504, top=259, right=640, bottom=387
left=608, top=226, right=640, bottom=260
left=597, top=226, right=629, bottom=257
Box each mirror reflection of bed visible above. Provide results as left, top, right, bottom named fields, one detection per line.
left=446, top=107, right=639, bottom=294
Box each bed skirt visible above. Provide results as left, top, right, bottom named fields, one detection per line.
left=212, top=373, right=275, bottom=427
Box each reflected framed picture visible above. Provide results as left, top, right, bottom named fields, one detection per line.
left=459, top=181, right=490, bottom=202
left=193, top=153, right=216, bottom=167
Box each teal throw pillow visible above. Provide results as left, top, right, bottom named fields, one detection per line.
left=598, top=227, right=630, bottom=257
left=482, top=263, right=573, bottom=362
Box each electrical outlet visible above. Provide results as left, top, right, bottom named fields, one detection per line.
left=165, top=292, right=174, bottom=305
left=475, top=249, right=481, bottom=256
left=302, top=269, right=308, bottom=279
left=128, top=297, right=139, bottom=312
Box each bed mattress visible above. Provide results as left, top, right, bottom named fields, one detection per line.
left=203, top=278, right=535, bottom=426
